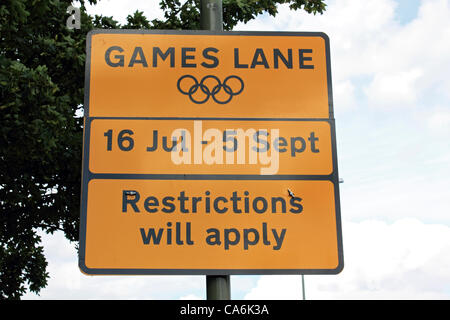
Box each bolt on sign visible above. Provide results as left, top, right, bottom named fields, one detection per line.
left=79, top=30, right=344, bottom=275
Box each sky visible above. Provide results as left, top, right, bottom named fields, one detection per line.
left=24, top=0, right=450, bottom=300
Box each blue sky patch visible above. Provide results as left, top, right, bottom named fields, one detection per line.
left=395, top=0, right=421, bottom=24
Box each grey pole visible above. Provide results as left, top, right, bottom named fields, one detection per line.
left=200, top=0, right=230, bottom=301
left=206, top=274, right=231, bottom=300
left=200, top=0, right=223, bottom=31
left=301, top=275, right=306, bottom=300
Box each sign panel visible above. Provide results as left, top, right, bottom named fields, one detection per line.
left=87, top=32, right=330, bottom=118
left=88, top=119, right=333, bottom=175
left=79, top=30, right=343, bottom=275
left=84, top=180, right=338, bottom=272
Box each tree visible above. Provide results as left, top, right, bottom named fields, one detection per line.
left=0, top=0, right=326, bottom=299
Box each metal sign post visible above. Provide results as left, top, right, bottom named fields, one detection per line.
left=302, top=275, right=306, bottom=300
left=200, top=0, right=231, bottom=301
left=201, top=0, right=223, bottom=31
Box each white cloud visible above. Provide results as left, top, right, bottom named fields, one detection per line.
left=425, top=108, right=450, bottom=133
left=340, top=172, right=450, bottom=224
left=333, top=79, right=357, bottom=110
left=364, top=68, right=423, bottom=108
left=362, top=0, right=450, bottom=109
left=244, top=218, right=450, bottom=300
left=80, top=0, right=164, bottom=24
left=179, top=294, right=202, bottom=300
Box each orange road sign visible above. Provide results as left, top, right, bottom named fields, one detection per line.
left=79, top=30, right=343, bottom=275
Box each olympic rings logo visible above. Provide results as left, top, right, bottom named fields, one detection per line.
left=177, top=75, right=244, bottom=104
